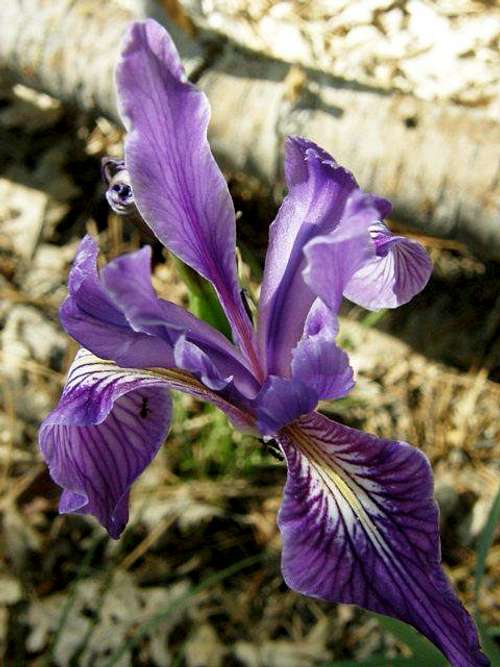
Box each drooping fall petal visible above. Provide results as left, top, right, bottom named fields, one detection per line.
left=40, top=346, right=258, bottom=538
left=277, top=412, right=489, bottom=667
left=39, top=349, right=172, bottom=538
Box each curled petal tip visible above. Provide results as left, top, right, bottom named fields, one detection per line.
left=345, top=223, right=432, bottom=310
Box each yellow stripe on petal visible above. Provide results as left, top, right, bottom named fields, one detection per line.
left=284, top=422, right=386, bottom=556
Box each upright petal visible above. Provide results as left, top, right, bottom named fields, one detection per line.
left=344, top=222, right=432, bottom=310
left=116, top=20, right=256, bottom=369
left=60, top=236, right=174, bottom=368
left=277, top=413, right=488, bottom=667
left=102, top=246, right=260, bottom=399
left=258, top=137, right=358, bottom=376
left=39, top=349, right=172, bottom=538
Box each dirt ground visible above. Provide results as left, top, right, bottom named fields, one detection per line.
left=0, top=1, right=499, bottom=665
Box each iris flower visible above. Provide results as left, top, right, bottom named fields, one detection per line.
left=39, top=19, right=488, bottom=667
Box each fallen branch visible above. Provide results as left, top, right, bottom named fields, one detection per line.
left=1, top=0, right=499, bottom=258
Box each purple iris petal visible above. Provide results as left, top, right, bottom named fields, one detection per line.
left=344, top=222, right=432, bottom=310
left=40, top=346, right=258, bottom=537
left=174, top=335, right=233, bottom=391
left=278, top=412, right=489, bottom=667
left=39, top=349, right=172, bottom=538
left=257, top=137, right=358, bottom=377
left=101, top=245, right=260, bottom=399
left=291, top=337, right=354, bottom=400
left=60, top=236, right=175, bottom=368
left=303, top=298, right=339, bottom=340
left=303, top=205, right=375, bottom=314
left=255, top=377, right=317, bottom=436
left=116, top=20, right=257, bottom=373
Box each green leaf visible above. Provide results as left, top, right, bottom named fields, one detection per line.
left=373, top=614, right=447, bottom=666
left=475, top=486, right=500, bottom=601
left=476, top=615, right=500, bottom=665
left=361, top=309, right=387, bottom=328
left=171, top=256, right=232, bottom=338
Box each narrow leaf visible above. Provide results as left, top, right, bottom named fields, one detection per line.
left=172, top=256, right=232, bottom=338
left=475, top=486, right=500, bottom=600
left=476, top=616, right=500, bottom=665
left=374, top=614, right=447, bottom=666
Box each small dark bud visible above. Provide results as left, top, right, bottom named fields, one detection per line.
left=101, top=157, right=136, bottom=215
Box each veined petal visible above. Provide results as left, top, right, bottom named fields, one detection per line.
left=39, top=349, right=172, bottom=538
left=116, top=20, right=255, bottom=368
left=255, top=377, right=317, bottom=436
left=344, top=223, right=432, bottom=310
left=40, top=348, right=258, bottom=537
left=102, top=246, right=260, bottom=398
left=60, top=236, right=174, bottom=368
left=303, top=211, right=374, bottom=315
left=277, top=413, right=488, bottom=667
left=291, top=337, right=354, bottom=401
left=257, top=137, right=358, bottom=377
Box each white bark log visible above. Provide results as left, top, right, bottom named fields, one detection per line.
left=1, top=0, right=499, bottom=259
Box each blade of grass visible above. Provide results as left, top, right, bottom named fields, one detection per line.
left=476, top=616, right=500, bottom=665
left=361, top=309, right=387, bottom=328
left=101, top=552, right=270, bottom=667
left=171, top=256, right=232, bottom=338
left=373, top=614, right=446, bottom=666
left=474, top=486, right=500, bottom=601
left=43, top=532, right=107, bottom=666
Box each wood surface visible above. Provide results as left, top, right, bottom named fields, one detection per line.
left=0, top=0, right=498, bottom=259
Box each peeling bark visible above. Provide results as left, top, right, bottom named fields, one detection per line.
left=1, top=0, right=499, bottom=259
